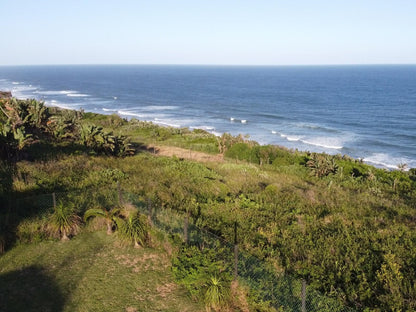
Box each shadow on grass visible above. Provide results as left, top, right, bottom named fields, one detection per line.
left=24, top=141, right=90, bottom=161
left=0, top=265, right=66, bottom=312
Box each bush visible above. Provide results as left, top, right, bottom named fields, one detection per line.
left=172, top=245, right=232, bottom=301
left=225, top=143, right=258, bottom=163
left=16, top=217, right=49, bottom=243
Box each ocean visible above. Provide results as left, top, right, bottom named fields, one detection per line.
left=0, top=65, right=415, bottom=170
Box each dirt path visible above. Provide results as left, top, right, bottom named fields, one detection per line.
left=147, top=144, right=224, bottom=163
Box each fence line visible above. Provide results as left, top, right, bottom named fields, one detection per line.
left=3, top=187, right=355, bottom=312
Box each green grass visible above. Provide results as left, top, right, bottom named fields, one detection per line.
left=0, top=231, right=203, bottom=312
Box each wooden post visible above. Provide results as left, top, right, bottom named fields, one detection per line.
left=147, top=198, right=153, bottom=226
left=117, top=182, right=123, bottom=205
left=234, top=221, right=238, bottom=280
left=52, top=192, right=56, bottom=210
left=301, top=279, right=306, bottom=312
left=184, top=210, right=189, bottom=245
left=6, top=197, right=11, bottom=224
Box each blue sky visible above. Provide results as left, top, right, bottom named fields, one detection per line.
left=1, top=0, right=415, bottom=65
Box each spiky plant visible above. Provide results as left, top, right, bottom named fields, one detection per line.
left=84, top=207, right=121, bottom=235
left=49, top=202, right=81, bottom=241
left=204, top=275, right=230, bottom=312
left=306, top=153, right=338, bottom=177
left=115, top=211, right=150, bottom=248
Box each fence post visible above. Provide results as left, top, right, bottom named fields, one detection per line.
left=184, top=210, right=189, bottom=245
left=52, top=192, right=56, bottom=210
left=6, top=197, right=12, bottom=224
left=234, top=221, right=238, bottom=280
left=147, top=198, right=153, bottom=226
left=117, top=182, right=123, bottom=205
left=301, top=279, right=307, bottom=312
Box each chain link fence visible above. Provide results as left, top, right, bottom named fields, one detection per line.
left=2, top=186, right=355, bottom=312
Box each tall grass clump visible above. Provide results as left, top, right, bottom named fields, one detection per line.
left=116, top=210, right=150, bottom=247
left=204, top=275, right=230, bottom=312
left=49, top=201, right=81, bottom=241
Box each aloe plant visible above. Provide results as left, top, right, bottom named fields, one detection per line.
left=306, top=153, right=338, bottom=177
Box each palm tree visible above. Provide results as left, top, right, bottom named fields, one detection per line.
left=84, top=207, right=121, bottom=235
left=49, top=202, right=81, bottom=241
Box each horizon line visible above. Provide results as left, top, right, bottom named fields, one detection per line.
left=1, top=63, right=416, bottom=67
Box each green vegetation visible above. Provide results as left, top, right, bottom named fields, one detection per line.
left=84, top=207, right=121, bottom=235
left=115, top=210, right=151, bottom=247
left=1, top=97, right=416, bottom=311
left=49, top=201, right=81, bottom=241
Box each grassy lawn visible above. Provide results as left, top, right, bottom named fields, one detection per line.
left=0, top=231, right=203, bottom=312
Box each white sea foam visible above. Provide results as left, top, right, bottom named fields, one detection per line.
left=60, top=90, right=77, bottom=95
left=46, top=100, right=75, bottom=110
left=153, top=118, right=181, bottom=128
left=8, top=84, right=39, bottom=99
left=301, top=137, right=344, bottom=150
left=280, top=133, right=301, bottom=142
left=33, top=90, right=90, bottom=97
left=12, top=82, right=20, bottom=85
left=241, top=120, right=247, bottom=124
left=278, top=132, right=345, bottom=149
left=363, top=153, right=412, bottom=170
left=230, top=117, right=235, bottom=121
left=117, top=110, right=144, bottom=118
left=66, top=93, right=89, bottom=97
left=35, top=90, right=76, bottom=96
left=102, top=108, right=118, bottom=112
left=191, top=125, right=215, bottom=131
left=117, top=109, right=168, bottom=120
left=142, top=105, right=178, bottom=111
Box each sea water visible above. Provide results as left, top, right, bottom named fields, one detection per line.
left=0, top=65, right=415, bottom=169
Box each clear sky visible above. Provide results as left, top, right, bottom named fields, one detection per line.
left=1, top=0, right=415, bottom=66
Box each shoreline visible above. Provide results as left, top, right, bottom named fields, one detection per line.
left=47, top=100, right=416, bottom=171
left=5, top=92, right=413, bottom=171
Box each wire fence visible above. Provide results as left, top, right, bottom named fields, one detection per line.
left=2, top=185, right=355, bottom=312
